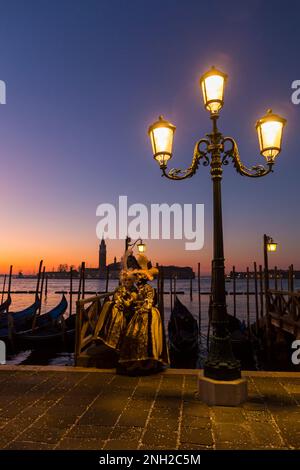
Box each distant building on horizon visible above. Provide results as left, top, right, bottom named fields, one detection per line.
left=99, top=237, right=107, bottom=274
left=228, top=269, right=300, bottom=280
left=85, top=237, right=121, bottom=279
left=44, top=238, right=195, bottom=279
left=159, top=265, right=194, bottom=280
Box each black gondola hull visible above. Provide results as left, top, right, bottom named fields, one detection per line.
left=168, top=296, right=199, bottom=369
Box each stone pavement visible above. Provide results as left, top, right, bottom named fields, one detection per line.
left=0, top=367, right=299, bottom=450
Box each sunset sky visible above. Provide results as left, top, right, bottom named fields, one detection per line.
left=0, top=0, right=299, bottom=275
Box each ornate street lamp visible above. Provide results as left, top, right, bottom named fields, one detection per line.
left=148, top=67, right=286, bottom=388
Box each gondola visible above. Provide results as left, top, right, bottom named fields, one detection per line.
left=168, top=296, right=199, bottom=368
left=21, top=313, right=76, bottom=350
left=0, top=298, right=41, bottom=342
left=16, top=294, right=69, bottom=348
left=206, top=293, right=256, bottom=369
left=226, top=314, right=257, bottom=369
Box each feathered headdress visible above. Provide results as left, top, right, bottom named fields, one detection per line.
left=120, top=250, right=158, bottom=281
left=131, top=254, right=158, bottom=281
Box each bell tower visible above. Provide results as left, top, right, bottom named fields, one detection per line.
left=99, top=236, right=107, bottom=272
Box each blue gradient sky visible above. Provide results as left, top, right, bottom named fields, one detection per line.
left=0, top=0, right=299, bottom=274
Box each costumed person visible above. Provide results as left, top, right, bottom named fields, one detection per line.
left=96, top=252, right=137, bottom=351
left=118, top=253, right=169, bottom=375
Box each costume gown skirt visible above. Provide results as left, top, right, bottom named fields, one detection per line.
left=118, top=306, right=168, bottom=372
left=97, top=300, right=129, bottom=351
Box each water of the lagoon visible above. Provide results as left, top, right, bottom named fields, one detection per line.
left=4, top=277, right=300, bottom=366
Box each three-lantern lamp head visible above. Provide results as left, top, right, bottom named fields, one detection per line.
left=148, top=68, right=286, bottom=169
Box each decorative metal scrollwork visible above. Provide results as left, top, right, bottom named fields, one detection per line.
left=161, top=133, right=273, bottom=181
left=162, top=138, right=210, bottom=180
left=221, top=136, right=273, bottom=178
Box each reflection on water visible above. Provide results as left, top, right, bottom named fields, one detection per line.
left=3, top=277, right=299, bottom=366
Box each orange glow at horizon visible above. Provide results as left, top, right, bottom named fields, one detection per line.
left=0, top=238, right=213, bottom=274
left=1, top=235, right=296, bottom=276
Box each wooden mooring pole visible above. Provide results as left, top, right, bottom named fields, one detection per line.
left=35, top=260, right=43, bottom=301
left=197, top=262, right=201, bottom=336
left=289, top=264, right=295, bottom=318
left=69, top=267, right=73, bottom=317
left=274, top=266, right=278, bottom=291
left=7, top=266, right=12, bottom=313
left=174, top=276, right=177, bottom=301
left=232, top=265, right=236, bottom=318
left=170, top=277, right=173, bottom=312
left=190, top=277, right=193, bottom=301
left=159, top=267, right=164, bottom=321
left=259, top=264, right=264, bottom=319
left=32, top=261, right=43, bottom=331
left=156, top=263, right=160, bottom=301
left=289, top=264, right=294, bottom=292
left=105, top=265, right=110, bottom=292
left=254, top=262, right=259, bottom=335
left=207, top=261, right=214, bottom=352
left=82, top=262, right=86, bottom=299
left=246, top=267, right=250, bottom=336
left=1, top=274, right=6, bottom=304
left=263, top=234, right=271, bottom=361
left=39, top=266, right=46, bottom=315
left=78, top=263, right=83, bottom=301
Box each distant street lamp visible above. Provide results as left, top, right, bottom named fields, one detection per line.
left=125, top=236, right=146, bottom=254
left=148, top=66, right=286, bottom=388
left=137, top=241, right=146, bottom=253
left=263, top=234, right=278, bottom=360
left=264, top=234, right=278, bottom=293
left=266, top=237, right=278, bottom=253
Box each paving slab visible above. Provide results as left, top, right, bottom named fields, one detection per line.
left=0, top=368, right=299, bottom=450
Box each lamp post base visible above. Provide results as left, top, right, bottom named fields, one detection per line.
left=198, top=372, right=248, bottom=406
left=203, top=332, right=242, bottom=381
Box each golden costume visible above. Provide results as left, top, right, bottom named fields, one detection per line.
left=97, top=251, right=169, bottom=375
left=97, top=285, right=136, bottom=351
left=119, top=281, right=169, bottom=373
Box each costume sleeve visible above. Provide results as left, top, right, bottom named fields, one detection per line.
left=114, top=287, right=135, bottom=308
left=142, top=285, right=155, bottom=309
left=113, top=287, right=125, bottom=308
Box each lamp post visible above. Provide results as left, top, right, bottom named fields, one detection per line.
left=263, top=234, right=278, bottom=362
left=148, top=67, right=286, bottom=391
